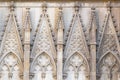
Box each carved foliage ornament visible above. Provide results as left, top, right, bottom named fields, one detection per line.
left=0, top=8, right=23, bottom=59
left=98, top=10, right=120, bottom=57
left=65, top=13, right=89, bottom=59
left=31, top=10, right=56, bottom=59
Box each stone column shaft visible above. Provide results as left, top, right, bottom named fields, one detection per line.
left=90, top=44, right=96, bottom=80
left=90, top=12, right=96, bottom=80
left=24, top=29, right=30, bottom=80
left=57, top=25, right=63, bottom=80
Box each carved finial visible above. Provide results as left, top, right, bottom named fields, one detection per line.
left=59, top=5, right=63, bottom=19
left=106, top=1, right=111, bottom=12
left=91, top=7, right=95, bottom=16
left=26, top=8, right=30, bottom=15
left=25, top=8, right=31, bottom=30
left=88, top=6, right=96, bottom=32
left=74, top=2, right=80, bottom=13
left=59, top=5, right=63, bottom=13
left=91, top=7, right=95, bottom=12
left=9, top=1, right=15, bottom=12
left=42, top=1, right=47, bottom=13
left=58, top=6, right=64, bottom=30
left=26, top=8, right=30, bottom=12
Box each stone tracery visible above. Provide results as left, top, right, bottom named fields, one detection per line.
left=0, top=53, right=22, bottom=80
left=0, top=2, right=119, bottom=80
left=99, top=53, right=119, bottom=80
left=32, top=53, right=54, bottom=80
left=65, top=53, right=88, bottom=80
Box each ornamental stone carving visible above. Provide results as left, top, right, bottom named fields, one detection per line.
left=0, top=2, right=119, bottom=80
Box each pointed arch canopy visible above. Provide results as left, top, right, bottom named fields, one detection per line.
left=31, top=51, right=56, bottom=73
left=98, top=51, right=120, bottom=66
left=0, top=52, right=23, bottom=72
left=97, top=51, right=120, bottom=80
left=64, top=51, right=90, bottom=72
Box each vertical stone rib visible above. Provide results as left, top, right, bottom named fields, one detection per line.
left=24, top=8, right=31, bottom=80
left=57, top=7, right=64, bottom=80
left=89, top=8, right=97, bottom=80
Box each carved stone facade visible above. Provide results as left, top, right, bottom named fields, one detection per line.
left=0, top=1, right=120, bottom=80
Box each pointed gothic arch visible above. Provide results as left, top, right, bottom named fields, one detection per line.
left=31, top=52, right=56, bottom=80
left=0, top=52, right=23, bottom=80
left=31, top=52, right=56, bottom=72
left=98, top=51, right=120, bottom=80
left=64, top=51, right=90, bottom=71
left=0, top=51, right=23, bottom=67
left=98, top=51, right=120, bottom=66
left=64, top=52, right=90, bottom=80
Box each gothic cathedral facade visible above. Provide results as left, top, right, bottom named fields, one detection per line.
left=0, top=1, right=120, bottom=80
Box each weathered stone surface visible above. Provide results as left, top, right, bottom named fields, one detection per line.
left=0, top=2, right=120, bottom=80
